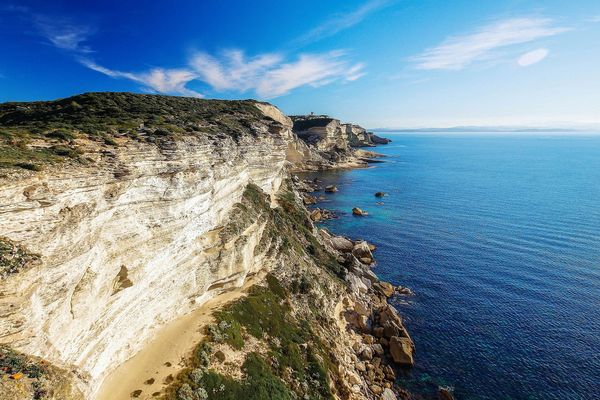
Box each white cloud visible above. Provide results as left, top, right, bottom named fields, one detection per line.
left=80, top=59, right=203, bottom=98
left=82, top=50, right=364, bottom=99
left=412, top=18, right=569, bottom=70
left=294, top=0, right=392, bottom=45
left=34, top=16, right=93, bottom=53
left=190, top=50, right=283, bottom=92
left=190, top=50, right=364, bottom=98
left=517, top=48, right=549, bottom=67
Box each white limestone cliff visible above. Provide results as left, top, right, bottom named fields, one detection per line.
left=0, top=103, right=292, bottom=398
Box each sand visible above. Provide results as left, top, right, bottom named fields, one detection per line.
left=95, top=276, right=259, bottom=400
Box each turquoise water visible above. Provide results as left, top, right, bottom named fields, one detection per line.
left=306, top=134, right=600, bottom=400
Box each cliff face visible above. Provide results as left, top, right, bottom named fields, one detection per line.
left=0, top=94, right=295, bottom=397
left=0, top=93, right=402, bottom=400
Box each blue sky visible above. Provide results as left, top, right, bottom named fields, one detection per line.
left=1, top=0, right=599, bottom=128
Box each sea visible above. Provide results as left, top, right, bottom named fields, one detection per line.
left=304, top=133, right=600, bottom=400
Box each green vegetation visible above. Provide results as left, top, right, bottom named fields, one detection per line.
left=0, top=92, right=268, bottom=170
left=0, top=237, right=40, bottom=277
left=163, top=182, right=344, bottom=400
left=168, top=275, right=334, bottom=400
left=0, top=345, right=48, bottom=399
left=0, top=345, right=46, bottom=379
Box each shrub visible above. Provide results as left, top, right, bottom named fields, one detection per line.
left=15, top=162, right=42, bottom=171
left=45, top=130, right=74, bottom=141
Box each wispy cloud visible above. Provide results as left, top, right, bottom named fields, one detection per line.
left=517, top=48, right=549, bottom=67
left=590, top=15, right=600, bottom=23
left=293, top=0, right=392, bottom=45
left=80, top=59, right=203, bottom=97
left=34, top=15, right=94, bottom=52
left=3, top=5, right=94, bottom=53
left=412, top=18, right=569, bottom=70
left=81, top=50, right=364, bottom=98
left=190, top=50, right=283, bottom=92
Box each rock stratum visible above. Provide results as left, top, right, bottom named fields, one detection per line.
left=0, top=93, right=410, bottom=400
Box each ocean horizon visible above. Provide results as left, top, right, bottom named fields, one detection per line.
left=306, top=132, right=600, bottom=400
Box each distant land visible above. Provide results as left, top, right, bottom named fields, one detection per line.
left=371, top=125, right=600, bottom=133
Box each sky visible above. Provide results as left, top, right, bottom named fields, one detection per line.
left=1, top=0, right=599, bottom=128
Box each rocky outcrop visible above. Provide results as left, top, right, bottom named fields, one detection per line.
left=288, top=114, right=389, bottom=171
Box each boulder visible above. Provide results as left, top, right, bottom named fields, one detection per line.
left=360, top=346, right=374, bottom=361
left=375, top=192, right=386, bottom=197
left=309, top=209, right=322, bottom=221
left=382, top=322, right=402, bottom=339
left=389, top=336, right=414, bottom=366
left=347, top=370, right=362, bottom=386
left=324, top=185, right=338, bottom=193
left=352, top=241, right=374, bottom=263
left=302, top=194, right=317, bottom=205
left=381, top=388, right=397, bottom=400
left=362, top=269, right=379, bottom=283
left=372, top=343, right=384, bottom=356
left=330, top=235, right=355, bottom=253
left=354, top=301, right=371, bottom=316
left=347, top=273, right=368, bottom=295
left=371, top=385, right=383, bottom=395
left=352, top=207, right=368, bottom=216
left=379, top=305, right=403, bottom=327
left=374, top=281, right=395, bottom=297
left=355, top=361, right=366, bottom=372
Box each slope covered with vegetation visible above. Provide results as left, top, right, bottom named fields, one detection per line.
left=0, top=92, right=268, bottom=170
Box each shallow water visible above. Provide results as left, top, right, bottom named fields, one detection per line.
left=305, top=134, right=600, bottom=400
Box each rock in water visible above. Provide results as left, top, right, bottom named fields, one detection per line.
left=324, top=185, right=338, bottom=193
left=439, top=386, right=455, bottom=400
left=389, top=336, right=414, bottom=366
left=375, top=192, right=386, bottom=197
left=373, top=281, right=395, bottom=298
left=309, top=209, right=322, bottom=221
left=352, top=207, right=368, bottom=216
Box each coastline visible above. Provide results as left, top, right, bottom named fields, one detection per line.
left=94, top=144, right=417, bottom=400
